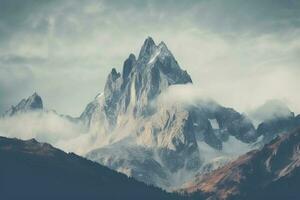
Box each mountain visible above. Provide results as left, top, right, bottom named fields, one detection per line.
left=2, top=37, right=300, bottom=192
left=1, top=92, right=80, bottom=123
left=83, top=37, right=260, bottom=190
left=2, top=92, right=43, bottom=117
left=102, top=37, right=192, bottom=127
left=180, top=127, right=300, bottom=200
left=0, top=136, right=188, bottom=200
left=250, top=100, right=300, bottom=145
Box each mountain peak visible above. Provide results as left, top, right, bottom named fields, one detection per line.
left=158, top=41, right=167, bottom=49
left=144, top=36, right=156, bottom=47
left=100, top=37, right=192, bottom=125
left=2, top=92, right=43, bottom=117
left=28, top=92, right=42, bottom=103
left=138, top=37, right=157, bottom=62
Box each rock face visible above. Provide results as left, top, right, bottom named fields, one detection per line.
left=3, top=37, right=299, bottom=192
left=2, top=37, right=300, bottom=193
left=84, top=37, right=258, bottom=190
left=2, top=93, right=43, bottom=117
left=180, top=128, right=300, bottom=200
left=102, top=37, right=192, bottom=128
left=0, top=136, right=186, bottom=200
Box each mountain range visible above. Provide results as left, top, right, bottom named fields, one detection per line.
left=1, top=37, right=300, bottom=196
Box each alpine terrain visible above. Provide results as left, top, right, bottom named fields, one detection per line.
left=2, top=37, right=300, bottom=192
left=180, top=128, right=300, bottom=200
left=78, top=37, right=300, bottom=190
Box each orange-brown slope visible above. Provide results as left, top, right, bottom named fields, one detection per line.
left=180, top=128, right=300, bottom=200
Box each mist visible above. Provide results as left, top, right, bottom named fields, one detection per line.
left=0, top=0, right=300, bottom=116
left=0, top=111, right=98, bottom=155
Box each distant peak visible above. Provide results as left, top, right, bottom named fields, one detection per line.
left=30, top=92, right=41, bottom=99
left=27, top=92, right=43, bottom=110
left=2, top=92, right=43, bottom=117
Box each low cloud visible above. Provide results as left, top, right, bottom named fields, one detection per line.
left=0, top=111, right=96, bottom=155
left=247, top=99, right=294, bottom=127
left=0, top=0, right=300, bottom=116
left=158, top=84, right=213, bottom=107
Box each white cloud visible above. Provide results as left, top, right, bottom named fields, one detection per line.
left=0, top=111, right=96, bottom=155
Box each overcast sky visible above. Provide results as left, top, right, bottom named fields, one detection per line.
left=0, top=0, right=300, bottom=116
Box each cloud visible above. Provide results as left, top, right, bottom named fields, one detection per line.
left=247, top=99, right=294, bottom=127
left=157, top=84, right=212, bottom=107
left=0, top=111, right=96, bottom=155
left=0, top=0, right=300, bottom=117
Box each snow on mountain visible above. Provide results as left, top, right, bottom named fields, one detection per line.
left=2, top=37, right=300, bottom=192
left=208, top=119, right=219, bottom=130
left=84, top=37, right=260, bottom=190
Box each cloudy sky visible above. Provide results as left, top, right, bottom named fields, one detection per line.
left=1, top=0, right=300, bottom=116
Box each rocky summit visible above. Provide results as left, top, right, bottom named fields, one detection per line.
left=83, top=37, right=261, bottom=190
left=1, top=37, right=300, bottom=194
left=2, top=37, right=300, bottom=191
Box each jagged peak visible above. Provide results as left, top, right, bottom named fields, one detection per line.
left=138, top=37, right=157, bottom=62
left=158, top=41, right=172, bottom=55
left=122, top=54, right=136, bottom=80
left=138, top=37, right=175, bottom=66
left=144, top=36, right=156, bottom=47
left=109, top=68, right=121, bottom=81
left=24, top=92, right=43, bottom=109
left=128, top=53, right=136, bottom=61
left=2, top=92, right=43, bottom=117
left=29, top=92, right=41, bottom=101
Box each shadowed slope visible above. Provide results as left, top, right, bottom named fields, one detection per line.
left=0, top=136, right=188, bottom=200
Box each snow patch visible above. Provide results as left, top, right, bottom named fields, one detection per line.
left=222, top=136, right=254, bottom=156
left=209, top=119, right=219, bottom=129
left=148, top=48, right=161, bottom=64
left=197, top=136, right=255, bottom=164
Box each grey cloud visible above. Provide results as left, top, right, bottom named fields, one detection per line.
left=0, top=0, right=299, bottom=116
